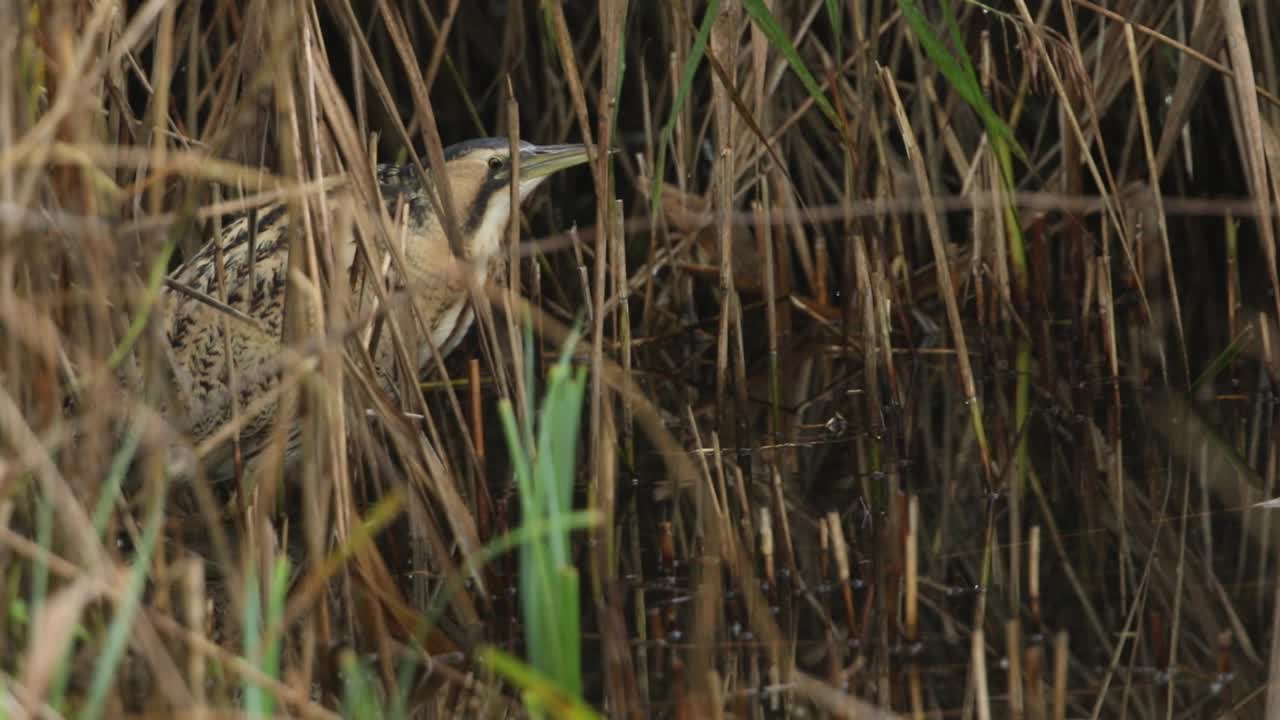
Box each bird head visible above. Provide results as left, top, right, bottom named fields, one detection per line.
left=440, top=138, right=589, bottom=260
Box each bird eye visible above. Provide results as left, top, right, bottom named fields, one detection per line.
left=487, top=156, right=505, bottom=170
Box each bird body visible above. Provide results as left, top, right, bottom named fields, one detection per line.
left=153, top=139, right=589, bottom=481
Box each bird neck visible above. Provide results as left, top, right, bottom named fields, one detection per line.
left=467, top=190, right=516, bottom=262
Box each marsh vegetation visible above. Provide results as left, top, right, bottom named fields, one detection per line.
left=2, top=1, right=1279, bottom=717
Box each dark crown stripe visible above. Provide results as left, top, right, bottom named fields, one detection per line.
left=444, top=137, right=530, bottom=160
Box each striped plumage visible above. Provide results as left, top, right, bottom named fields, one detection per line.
left=155, top=139, right=589, bottom=482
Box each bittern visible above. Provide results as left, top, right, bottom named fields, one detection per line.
left=156, top=139, right=590, bottom=482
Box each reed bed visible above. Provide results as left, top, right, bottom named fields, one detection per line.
left=2, top=0, right=1279, bottom=717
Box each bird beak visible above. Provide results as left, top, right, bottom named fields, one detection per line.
left=518, top=143, right=591, bottom=180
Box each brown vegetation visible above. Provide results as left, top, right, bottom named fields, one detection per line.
left=2, top=0, right=1279, bottom=717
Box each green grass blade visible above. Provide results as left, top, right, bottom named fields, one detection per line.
left=341, top=651, right=387, bottom=720
left=650, top=0, right=720, bottom=219
left=554, top=568, right=582, bottom=697
left=1193, top=325, right=1254, bottom=394
left=498, top=399, right=535, bottom=517
left=79, top=486, right=166, bottom=720
left=91, top=428, right=142, bottom=536
left=897, top=0, right=1024, bottom=161
left=260, top=557, right=290, bottom=715
left=534, top=364, right=587, bottom=562
left=743, top=0, right=840, bottom=128
left=499, top=330, right=594, bottom=703
left=242, top=556, right=288, bottom=717
left=470, top=512, right=603, bottom=564
left=43, top=435, right=144, bottom=710
left=241, top=569, right=265, bottom=716
left=104, top=239, right=175, bottom=372
left=480, top=646, right=603, bottom=720
left=824, top=0, right=843, bottom=59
